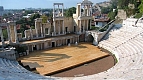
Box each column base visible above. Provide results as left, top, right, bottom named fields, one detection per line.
left=93, top=40, right=98, bottom=46
left=8, top=40, right=12, bottom=44
left=15, top=40, right=19, bottom=44
left=78, top=31, right=81, bottom=35
left=36, top=35, right=39, bottom=38
left=41, top=35, right=44, bottom=38
left=52, top=32, right=56, bottom=36
left=58, top=32, right=61, bottom=35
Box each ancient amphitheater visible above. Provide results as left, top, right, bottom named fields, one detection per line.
left=0, top=0, right=143, bottom=79
left=1, top=17, right=143, bottom=80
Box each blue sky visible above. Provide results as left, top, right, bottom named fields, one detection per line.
left=0, top=0, right=107, bottom=9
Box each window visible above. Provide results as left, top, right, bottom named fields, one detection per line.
left=65, top=27, right=68, bottom=33
left=45, top=28, right=48, bottom=34
left=74, top=26, right=76, bottom=32
left=96, top=22, right=98, bottom=25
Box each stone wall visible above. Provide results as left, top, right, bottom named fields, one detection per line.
left=55, top=20, right=64, bottom=34
left=85, top=23, right=114, bottom=45
left=10, top=25, right=16, bottom=42
left=32, top=29, right=37, bottom=38
left=64, top=17, right=73, bottom=33
left=0, top=48, right=16, bottom=60
left=17, top=33, right=22, bottom=41
left=97, top=24, right=114, bottom=42
left=35, top=18, right=43, bottom=37
left=24, top=30, right=31, bottom=39
left=42, top=23, right=51, bottom=36
left=117, top=9, right=127, bottom=19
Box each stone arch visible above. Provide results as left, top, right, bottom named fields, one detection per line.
left=85, top=31, right=98, bottom=45
left=86, top=34, right=94, bottom=42
left=79, top=34, right=85, bottom=42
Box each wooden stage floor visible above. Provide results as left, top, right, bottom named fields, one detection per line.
left=18, top=42, right=109, bottom=75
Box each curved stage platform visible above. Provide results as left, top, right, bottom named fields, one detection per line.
left=18, top=43, right=112, bottom=76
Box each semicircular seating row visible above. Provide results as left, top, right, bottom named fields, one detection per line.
left=0, top=58, right=54, bottom=80
left=58, top=24, right=143, bottom=80
left=0, top=24, right=143, bottom=80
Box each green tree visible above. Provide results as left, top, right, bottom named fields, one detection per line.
left=108, top=10, right=117, bottom=20
left=118, top=0, right=137, bottom=9
left=118, top=0, right=129, bottom=9
left=3, top=14, right=8, bottom=18
left=2, top=29, right=8, bottom=40
left=40, top=15, right=48, bottom=23
left=110, top=0, right=118, bottom=9
left=16, top=13, right=40, bottom=36
left=101, top=7, right=112, bottom=14
left=138, top=0, right=143, bottom=13
left=65, top=7, right=76, bottom=17
left=29, top=13, right=40, bottom=26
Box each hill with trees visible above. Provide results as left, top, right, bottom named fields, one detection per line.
left=100, top=0, right=142, bottom=19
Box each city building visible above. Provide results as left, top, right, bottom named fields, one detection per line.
left=0, top=6, right=4, bottom=16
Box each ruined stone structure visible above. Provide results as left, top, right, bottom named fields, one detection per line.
left=0, top=21, right=19, bottom=46
left=73, top=0, right=93, bottom=34
left=0, top=0, right=95, bottom=52
left=22, top=18, right=51, bottom=40
left=8, top=21, right=19, bottom=43
left=117, top=9, right=127, bottom=19
left=53, top=3, right=64, bottom=36
left=0, top=27, right=4, bottom=46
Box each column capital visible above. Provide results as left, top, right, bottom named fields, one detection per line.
left=7, top=21, right=16, bottom=26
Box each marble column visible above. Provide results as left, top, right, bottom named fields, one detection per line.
left=7, top=23, right=12, bottom=44
left=62, top=5, right=64, bottom=16
left=77, top=37, right=79, bottom=42
left=90, top=19, right=92, bottom=30
left=43, top=27, right=46, bottom=38
left=0, top=27, right=4, bottom=46
left=84, top=5, right=85, bottom=16
left=53, top=4, right=55, bottom=18
left=27, top=45, right=30, bottom=52
left=35, top=21, right=39, bottom=38
left=62, top=20, right=64, bottom=34
left=14, top=23, right=19, bottom=43
left=79, top=20, right=81, bottom=34
left=80, top=4, right=82, bottom=16
left=87, top=20, right=89, bottom=30
left=41, top=23, right=43, bottom=37
left=30, top=27, right=33, bottom=39
left=41, top=43, right=43, bottom=50
left=87, top=5, right=89, bottom=16
left=58, top=21, right=60, bottom=35
left=90, top=5, right=93, bottom=16
left=53, top=5, right=56, bottom=36
left=66, top=39, right=67, bottom=45
left=37, top=44, right=40, bottom=50
left=48, top=27, right=51, bottom=35
left=58, top=5, right=60, bottom=16
left=84, top=20, right=85, bottom=31
left=53, top=21, right=56, bottom=36
left=89, top=5, right=91, bottom=16
left=32, top=45, right=34, bottom=52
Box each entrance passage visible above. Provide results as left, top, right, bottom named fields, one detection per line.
left=87, top=34, right=94, bottom=42
left=52, top=42, right=55, bottom=47
left=67, top=39, right=70, bottom=44
left=33, top=45, right=37, bottom=50
left=74, top=26, right=76, bottom=32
